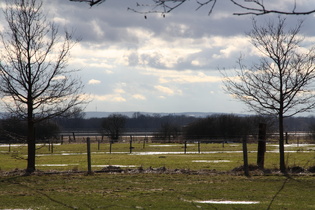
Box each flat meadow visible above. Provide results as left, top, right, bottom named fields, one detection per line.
left=1, top=141, right=315, bottom=209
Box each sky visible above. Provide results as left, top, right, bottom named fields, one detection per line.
left=2, top=0, right=315, bottom=115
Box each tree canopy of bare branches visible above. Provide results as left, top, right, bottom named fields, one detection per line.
left=222, top=17, right=315, bottom=173
left=70, top=0, right=315, bottom=16
left=101, top=114, right=127, bottom=140
left=0, top=0, right=87, bottom=173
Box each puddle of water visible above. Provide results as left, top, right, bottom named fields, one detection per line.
left=149, top=144, right=194, bottom=147
left=36, top=153, right=81, bottom=157
left=36, top=164, right=79, bottom=167
left=34, top=149, right=314, bottom=156
left=192, top=160, right=231, bottom=163
left=269, top=144, right=315, bottom=147
left=130, top=151, right=243, bottom=155
left=92, top=165, right=137, bottom=168
left=0, top=144, right=27, bottom=147
left=35, top=151, right=244, bottom=156
left=194, top=200, right=260, bottom=204
left=36, top=152, right=108, bottom=156
left=149, top=145, right=178, bottom=147
left=0, top=143, right=61, bottom=147
left=268, top=150, right=312, bottom=153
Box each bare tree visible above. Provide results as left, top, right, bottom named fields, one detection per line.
left=222, top=17, right=315, bottom=173
left=0, top=0, right=86, bottom=173
left=101, top=114, right=127, bottom=141
left=157, top=121, right=180, bottom=142
left=70, top=0, right=315, bottom=16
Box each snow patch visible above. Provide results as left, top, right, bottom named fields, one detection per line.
left=194, top=200, right=259, bottom=204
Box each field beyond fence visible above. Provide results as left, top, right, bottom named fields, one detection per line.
left=1, top=139, right=315, bottom=173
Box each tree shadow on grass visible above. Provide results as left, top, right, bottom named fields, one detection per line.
left=1, top=174, right=77, bottom=209
left=267, top=177, right=289, bottom=210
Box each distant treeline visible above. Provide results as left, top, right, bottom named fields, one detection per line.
left=1, top=112, right=315, bottom=143
left=55, top=112, right=197, bottom=132
left=183, top=114, right=274, bottom=139
left=55, top=112, right=315, bottom=132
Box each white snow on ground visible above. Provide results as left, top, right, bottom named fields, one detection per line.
left=0, top=143, right=61, bottom=147
left=268, top=144, right=315, bottom=147
left=149, top=144, right=195, bottom=147
left=129, top=151, right=243, bottom=155
left=33, top=149, right=314, bottom=156
left=36, top=164, right=79, bottom=167
left=193, top=200, right=260, bottom=204
left=91, top=165, right=137, bottom=168
left=192, top=160, right=231, bottom=163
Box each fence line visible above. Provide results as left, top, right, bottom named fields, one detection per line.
left=57, top=131, right=314, bottom=144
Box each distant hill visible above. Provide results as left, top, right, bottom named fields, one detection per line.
left=83, top=111, right=219, bottom=119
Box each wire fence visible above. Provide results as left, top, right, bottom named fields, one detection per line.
left=57, top=131, right=315, bottom=145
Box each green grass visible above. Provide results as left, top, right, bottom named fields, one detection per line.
left=1, top=142, right=315, bottom=209
left=0, top=173, right=314, bottom=209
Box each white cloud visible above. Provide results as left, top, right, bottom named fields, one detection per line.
left=91, top=20, right=104, bottom=38
left=114, top=88, right=125, bottom=94
left=53, top=17, right=68, bottom=25
left=69, top=44, right=125, bottom=68
left=52, top=75, right=66, bottom=80
left=142, top=68, right=222, bottom=84
left=132, top=94, right=146, bottom=100
left=88, top=79, right=101, bottom=85
left=104, top=70, right=114, bottom=74
left=154, top=85, right=182, bottom=96
left=93, top=94, right=126, bottom=102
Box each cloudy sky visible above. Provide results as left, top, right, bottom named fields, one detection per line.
left=2, top=0, right=315, bottom=115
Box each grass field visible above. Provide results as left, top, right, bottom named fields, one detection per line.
left=1, top=142, right=315, bottom=172
left=1, top=142, right=315, bottom=209
left=1, top=172, right=315, bottom=209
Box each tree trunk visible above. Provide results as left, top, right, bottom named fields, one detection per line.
left=257, top=123, right=266, bottom=169
left=26, top=120, right=36, bottom=173
left=279, top=113, right=286, bottom=173
left=27, top=90, right=35, bottom=173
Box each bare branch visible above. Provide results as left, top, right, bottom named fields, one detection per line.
left=70, top=0, right=315, bottom=16
left=231, top=0, right=315, bottom=16
left=69, top=0, right=106, bottom=7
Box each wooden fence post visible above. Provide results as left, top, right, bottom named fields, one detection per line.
left=87, top=137, right=92, bottom=174
left=143, top=135, right=146, bottom=149
left=72, top=132, right=76, bottom=142
left=109, top=140, right=112, bottom=154
left=130, top=135, right=133, bottom=153
left=198, top=141, right=201, bottom=153
left=242, top=135, right=249, bottom=177
left=48, top=141, right=51, bottom=152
